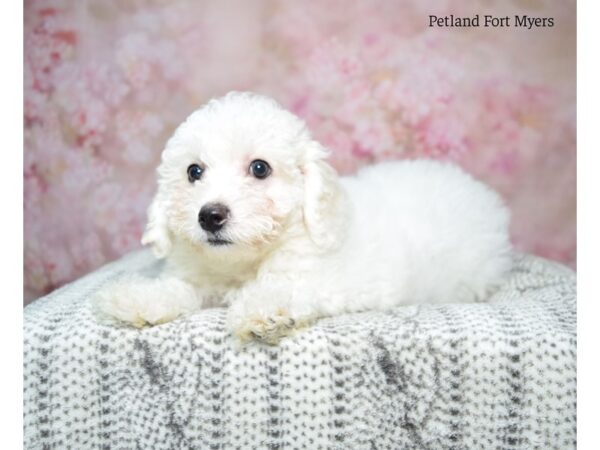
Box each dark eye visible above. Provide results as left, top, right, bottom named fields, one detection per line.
left=187, top=164, right=204, bottom=182
left=249, top=159, right=271, bottom=179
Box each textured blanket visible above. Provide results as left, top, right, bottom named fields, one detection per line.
left=24, top=250, right=576, bottom=449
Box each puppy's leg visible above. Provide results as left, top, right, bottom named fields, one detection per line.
left=225, top=278, right=319, bottom=345
left=93, top=275, right=202, bottom=327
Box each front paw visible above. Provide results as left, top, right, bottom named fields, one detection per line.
left=227, top=307, right=309, bottom=345
left=93, top=276, right=200, bottom=327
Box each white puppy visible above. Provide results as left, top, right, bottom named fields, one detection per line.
left=95, top=92, right=512, bottom=344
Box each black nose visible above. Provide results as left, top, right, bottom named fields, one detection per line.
left=199, top=203, right=229, bottom=233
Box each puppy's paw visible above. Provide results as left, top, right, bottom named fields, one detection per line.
left=239, top=310, right=297, bottom=345
left=93, top=276, right=201, bottom=327
left=227, top=306, right=312, bottom=345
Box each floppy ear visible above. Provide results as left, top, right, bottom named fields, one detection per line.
left=302, top=141, right=349, bottom=251
left=141, top=181, right=172, bottom=259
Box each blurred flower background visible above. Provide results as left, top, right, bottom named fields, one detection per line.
left=24, top=0, right=576, bottom=304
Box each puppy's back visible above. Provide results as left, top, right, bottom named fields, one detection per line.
left=338, top=159, right=512, bottom=305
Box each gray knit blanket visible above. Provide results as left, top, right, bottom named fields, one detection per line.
left=24, top=249, right=576, bottom=449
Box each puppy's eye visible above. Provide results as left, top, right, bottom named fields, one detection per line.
left=249, top=160, right=271, bottom=179
left=187, top=164, right=204, bottom=182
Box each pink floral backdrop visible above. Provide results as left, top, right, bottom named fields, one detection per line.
left=24, top=0, right=576, bottom=304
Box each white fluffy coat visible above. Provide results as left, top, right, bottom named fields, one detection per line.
left=95, top=92, right=512, bottom=344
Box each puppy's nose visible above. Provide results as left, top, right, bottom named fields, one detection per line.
left=199, top=203, right=229, bottom=233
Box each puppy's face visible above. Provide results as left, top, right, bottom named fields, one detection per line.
left=142, top=92, right=345, bottom=260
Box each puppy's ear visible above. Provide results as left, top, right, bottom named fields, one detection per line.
left=302, top=141, right=348, bottom=251
left=141, top=181, right=172, bottom=259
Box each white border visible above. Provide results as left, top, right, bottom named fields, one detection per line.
left=578, top=0, right=598, bottom=448
left=0, top=1, right=23, bottom=448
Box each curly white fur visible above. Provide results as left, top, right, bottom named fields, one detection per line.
left=95, top=92, right=512, bottom=344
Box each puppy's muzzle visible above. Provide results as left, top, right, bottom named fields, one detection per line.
left=199, top=203, right=229, bottom=233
